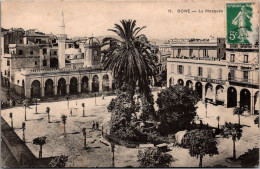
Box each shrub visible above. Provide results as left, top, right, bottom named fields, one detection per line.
left=238, top=148, right=259, bottom=167
left=137, top=147, right=173, bottom=167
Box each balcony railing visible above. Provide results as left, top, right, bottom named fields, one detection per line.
left=21, top=65, right=104, bottom=75
left=173, top=56, right=223, bottom=61
left=228, top=77, right=258, bottom=85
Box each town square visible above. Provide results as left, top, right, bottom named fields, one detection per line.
left=1, top=0, right=259, bottom=168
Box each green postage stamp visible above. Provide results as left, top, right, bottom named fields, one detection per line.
left=226, top=3, right=253, bottom=44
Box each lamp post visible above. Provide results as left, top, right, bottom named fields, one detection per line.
left=22, top=122, right=26, bottom=142
left=205, top=99, right=208, bottom=118
left=65, top=94, right=70, bottom=109
left=111, top=143, right=115, bottom=167
left=9, top=112, right=13, bottom=129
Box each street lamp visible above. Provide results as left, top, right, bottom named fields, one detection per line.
left=65, top=94, right=70, bottom=109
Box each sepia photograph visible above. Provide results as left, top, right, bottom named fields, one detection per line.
left=1, top=0, right=259, bottom=168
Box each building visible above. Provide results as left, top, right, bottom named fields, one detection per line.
left=1, top=13, right=113, bottom=99
left=167, top=37, right=259, bottom=114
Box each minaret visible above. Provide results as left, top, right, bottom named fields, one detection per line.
left=58, top=12, right=67, bottom=69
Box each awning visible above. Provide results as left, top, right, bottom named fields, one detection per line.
left=216, top=88, right=225, bottom=102
left=205, top=88, right=214, bottom=100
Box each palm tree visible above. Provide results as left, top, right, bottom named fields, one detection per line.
left=33, top=136, right=47, bottom=158
left=9, top=112, right=13, bottom=129
left=61, top=114, right=67, bottom=135
left=22, top=122, right=26, bottom=142
left=220, top=122, right=242, bottom=160
left=216, top=116, right=220, bottom=129
left=82, top=103, right=85, bottom=117
left=46, top=107, right=50, bottom=123
left=101, top=20, right=158, bottom=121
left=233, top=107, right=243, bottom=126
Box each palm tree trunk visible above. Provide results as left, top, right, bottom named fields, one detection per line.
left=48, top=114, right=50, bottom=123
left=238, top=114, right=240, bottom=126
left=11, top=118, right=13, bottom=128
left=84, top=135, right=86, bottom=149
left=39, top=145, right=42, bottom=158
left=233, top=139, right=236, bottom=160
left=199, top=155, right=203, bottom=167
left=24, top=107, right=27, bottom=121
left=64, top=124, right=66, bottom=135
left=217, top=120, right=219, bottom=129
left=83, top=108, right=85, bottom=117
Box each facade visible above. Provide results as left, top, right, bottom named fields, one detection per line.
left=167, top=38, right=259, bottom=114
left=1, top=13, right=113, bottom=99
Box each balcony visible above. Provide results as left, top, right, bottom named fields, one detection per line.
left=167, top=56, right=226, bottom=66
left=228, top=77, right=258, bottom=86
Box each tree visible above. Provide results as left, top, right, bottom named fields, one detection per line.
left=216, top=116, right=220, bottom=129
left=238, top=148, right=259, bottom=167
left=9, top=112, right=13, bottom=129
left=82, top=128, right=87, bottom=149
left=156, top=86, right=199, bottom=135
left=233, top=107, right=244, bottom=126
left=137, top=147, right=173, bottom=167
left=182, top=129, right=219, bottom=167
left=220, top=122, right=242, bottom=160
left=65, top=94, right=70, bottom=109
left=61, top=115, right=67, bottom=135
left=33, top=136, right=47, bottom=158
left=254, top=116, right=259, bottom=127
left=101, top=20, right=158, bottom=122
left=46, top=107, right=50, bottom=123
left=49, top=155, right=68, bottom=168
left=82, top=103, right=85, bottom=117
left=23, top=99, right=29, bottom=121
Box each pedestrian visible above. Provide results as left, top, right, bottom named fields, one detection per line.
left=92, top=121, right=95, bottom=131
left=96, top=122, right=99, bottom=130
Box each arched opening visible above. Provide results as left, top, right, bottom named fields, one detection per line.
left=205, top=83, right=214, bottom=102
left=92, top=75, right=99, bottom=92
left=31, top=80, right=41, bottom=98
left=177, top=79, right=184, bottom=86
left=45, top=79, right=54, bottom=96
left=102, top=74, right=109, bottom=92
left=216, top=85, right=224, bottom=105
left=186, top=80, right=193, bottom=89
left=240, top=89, right=251, bottom=111
left=58, top=78, right=66, bottom=95
left=195, top=82, right=202, bottom=99
left=169, top=77, right=174, bottom=87
left=81, top=76, right=89, bottom=93
left=254, top=92, right=259, bottom=114
left=70, top=77, right=78, bottom=94
left=227, top=87, right=237, bottom=108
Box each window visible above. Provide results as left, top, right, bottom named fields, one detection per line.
left=17, top=80, right=19, bottom=84
left=218, top=68, right=222, bottom=79
left=188, top=66, right=191, bottom=75
left=177, top=65, right=184, bottom=74
left=229, top=69, right=235, bottom=80
left=54, top=51, right=57, bottom=55
left=189, top=49, right=193, bottom=57
left=178, top=49, right=181, bottom=56
left=207, top=68, right=212, bottom=78
left=30, top=51, right=33, bottom=55
left=244, top=55, right=248, bottom=63
left=35, top=61, right=37, bottom=65
left=198, top=67, right=203, bottom=76
left=243, top=71, right=248, bottom=82
left=7, top=60, right=10, bottom=66
left=171, top=64, right=174, bottom=73
left=43, top=60, right=47, bottom=66
left=230, top=54, right=235, bottom=62
left=35, top=39, right=41, bottom=44
left=203, top=49, right=207, bottom=56
left=18, top=50, right=23, bottom=55
left=4, top=70, right=6, bottom=75
left=43, top=48, right=47, bottom=55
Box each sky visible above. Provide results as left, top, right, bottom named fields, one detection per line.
left=1, top=0, right=258, bottom=41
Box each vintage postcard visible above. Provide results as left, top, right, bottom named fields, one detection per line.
left=1, top=0, right=259, bottom=168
